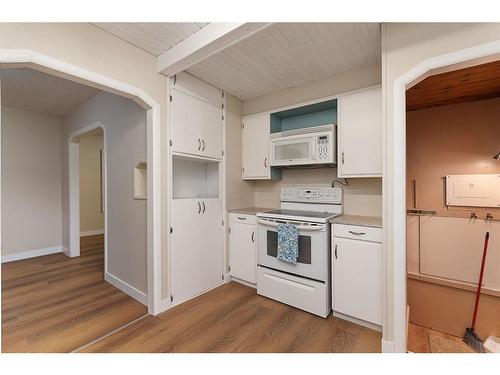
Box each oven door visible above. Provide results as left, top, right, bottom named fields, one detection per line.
left=257, top=218, right=329, bottom=281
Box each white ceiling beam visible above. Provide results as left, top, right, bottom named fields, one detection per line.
left=157, top=22, right=272, bottom=76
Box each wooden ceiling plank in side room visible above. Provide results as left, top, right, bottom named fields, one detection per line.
left=406, top=59, right=500, bottom=111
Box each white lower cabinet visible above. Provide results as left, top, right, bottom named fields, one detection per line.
left=170, top=198, right=224, bottom=304
left=228, top=213, right=256, bottom=284
left=332, top=224, right=382, bottom=326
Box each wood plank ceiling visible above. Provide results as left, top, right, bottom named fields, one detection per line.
left=93, top=22, right=381, bottom=101
left=406, top=60, right=500, bottom=111
left=92, top=23, right=209, bottom=56
left=187, top=23, right=381, bottom=100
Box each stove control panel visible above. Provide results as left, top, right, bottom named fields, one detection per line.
left=281, top=187, right=342, bottom=204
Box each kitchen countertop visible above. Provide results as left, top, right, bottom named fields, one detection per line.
left=228, top=207, right=275, bottom=216
left=330, top=214, right=382, bottom=228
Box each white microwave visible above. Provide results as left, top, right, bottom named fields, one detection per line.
left=269, top=124, right=336, bottom=167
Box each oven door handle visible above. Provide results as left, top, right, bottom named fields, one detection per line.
left=257, top=219, right=325, bottom=231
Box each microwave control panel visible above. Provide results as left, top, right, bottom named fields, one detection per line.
left=317, top=135, right=329, bottom=160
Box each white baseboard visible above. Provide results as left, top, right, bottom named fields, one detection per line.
left=159, top=297, right=172, bottom=313
left=105, top=272, right=148, bottom=306
left=332, top=310, right=382, bottom=332
left=62, top=247, right=71, bottom=257
left=381, top=339, right=395, bottom=353
left=230, top=276, right=257, bottom=289
left=80, top=229, right=104, bottom=237
left=1, top=246, right=62, bottom=263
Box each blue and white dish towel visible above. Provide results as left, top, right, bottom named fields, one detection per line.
left=277, top=223, right=299, bottom=264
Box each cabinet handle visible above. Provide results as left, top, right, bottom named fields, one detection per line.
left=264, top=157, right=267, bottom=168
left=202, top=139, right=206, bottom=151
left=251, top=231, right=255, bottom=243
left=348, top=230, right=366, bottom=236
left=237, top=216, right=247, bottom=220
left=334, top=244, right=338, bottom=259
left=341, top=151, right=345, bottom=165
left=202, top=201, right=206, bottom=213
left=197, top=201, right=201, bottom=214
left=197, top=139, right=201, bottom=151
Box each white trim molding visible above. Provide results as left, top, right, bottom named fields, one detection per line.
left=0, top=49, right=162, bottom=315
left=381, top=339, right=395, bottom=353
left=390, top=40, right=500, bottom=353
left=80, top=229, right=105, bottom=237
left=157, top=23, right=272, bottom=76
left=2, top=246, right=62, bottom=263
left=105, top=272, right=148, bottom=305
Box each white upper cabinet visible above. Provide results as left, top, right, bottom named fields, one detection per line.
left=337, top=86, right=382, bottom=178
left=242, top=113, right=272, bottom=179
left=170, top=73, right=223, bottom=160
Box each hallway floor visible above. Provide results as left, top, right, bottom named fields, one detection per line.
left=1, top=235, right=147, bottom=352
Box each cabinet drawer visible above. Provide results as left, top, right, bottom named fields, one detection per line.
left=257, top=266, right=330, bottom=318
left=229, top=213, right=256, bottom=225
left=333, top=224, right=382, bottom=243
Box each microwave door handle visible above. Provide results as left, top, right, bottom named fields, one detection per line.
left=257, top=219, right=325, bottom=231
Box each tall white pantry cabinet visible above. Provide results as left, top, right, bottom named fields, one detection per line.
left=167, top=72, right=225, bottom=306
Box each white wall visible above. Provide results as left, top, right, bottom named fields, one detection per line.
left=1, top=105, right=62, bottom=256
left=62, top=92, right=147, bottom=293
left=225, top=93, right=255, bottom=210
left=79, top=130, right=104, bottom=234
left=0, top=22, right=168, bottom=297
left=382, top=22, right=500, bottom=347
left=243, top=64, right=383, bottom=216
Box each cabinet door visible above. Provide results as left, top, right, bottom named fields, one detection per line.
left=242, top=113, right=270, bottom=179
left=337, top=86, right=382, bottom=177
left=170, top=89, right=222, bottom=159
left=170, top=199, right=223, bottom=304
left=229, top=222, right=256, bottom=283
left=201, top=108, right=223, bottom=160
left=332, top=237, right=382, bottom=325
left=201, top=199, right=224, bottom=288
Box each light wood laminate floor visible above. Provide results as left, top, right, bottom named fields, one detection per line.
left=1, top=235, right=147, bottom=353
left=2, top=234, right=381, bottom=353
left=82, top=282, right=382, bottom=353
left=407, top=323, right=475, bottom=353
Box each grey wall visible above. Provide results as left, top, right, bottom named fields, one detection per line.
left=61, top=92, right=148, bottom=293
left=1, top=105, right=62, bottom=255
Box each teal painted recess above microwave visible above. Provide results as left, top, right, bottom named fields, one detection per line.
left=270, top=99, right=337, bottom=134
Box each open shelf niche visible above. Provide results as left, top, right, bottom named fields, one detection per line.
left=270, top=98, right=337, bottom=133
left=172, top=155, right=220, bottom=199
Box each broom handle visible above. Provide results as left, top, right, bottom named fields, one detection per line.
left=471, top=231, right=489, bottom=330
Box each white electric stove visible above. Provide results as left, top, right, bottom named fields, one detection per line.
left=255, top=187, right=342, bottom=317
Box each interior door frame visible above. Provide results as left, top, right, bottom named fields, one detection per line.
left=68, top=123, right=106, bottom=262
left=389, top=40, right=500, bottom=352
left=0, top=49, right=162, bottom=315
